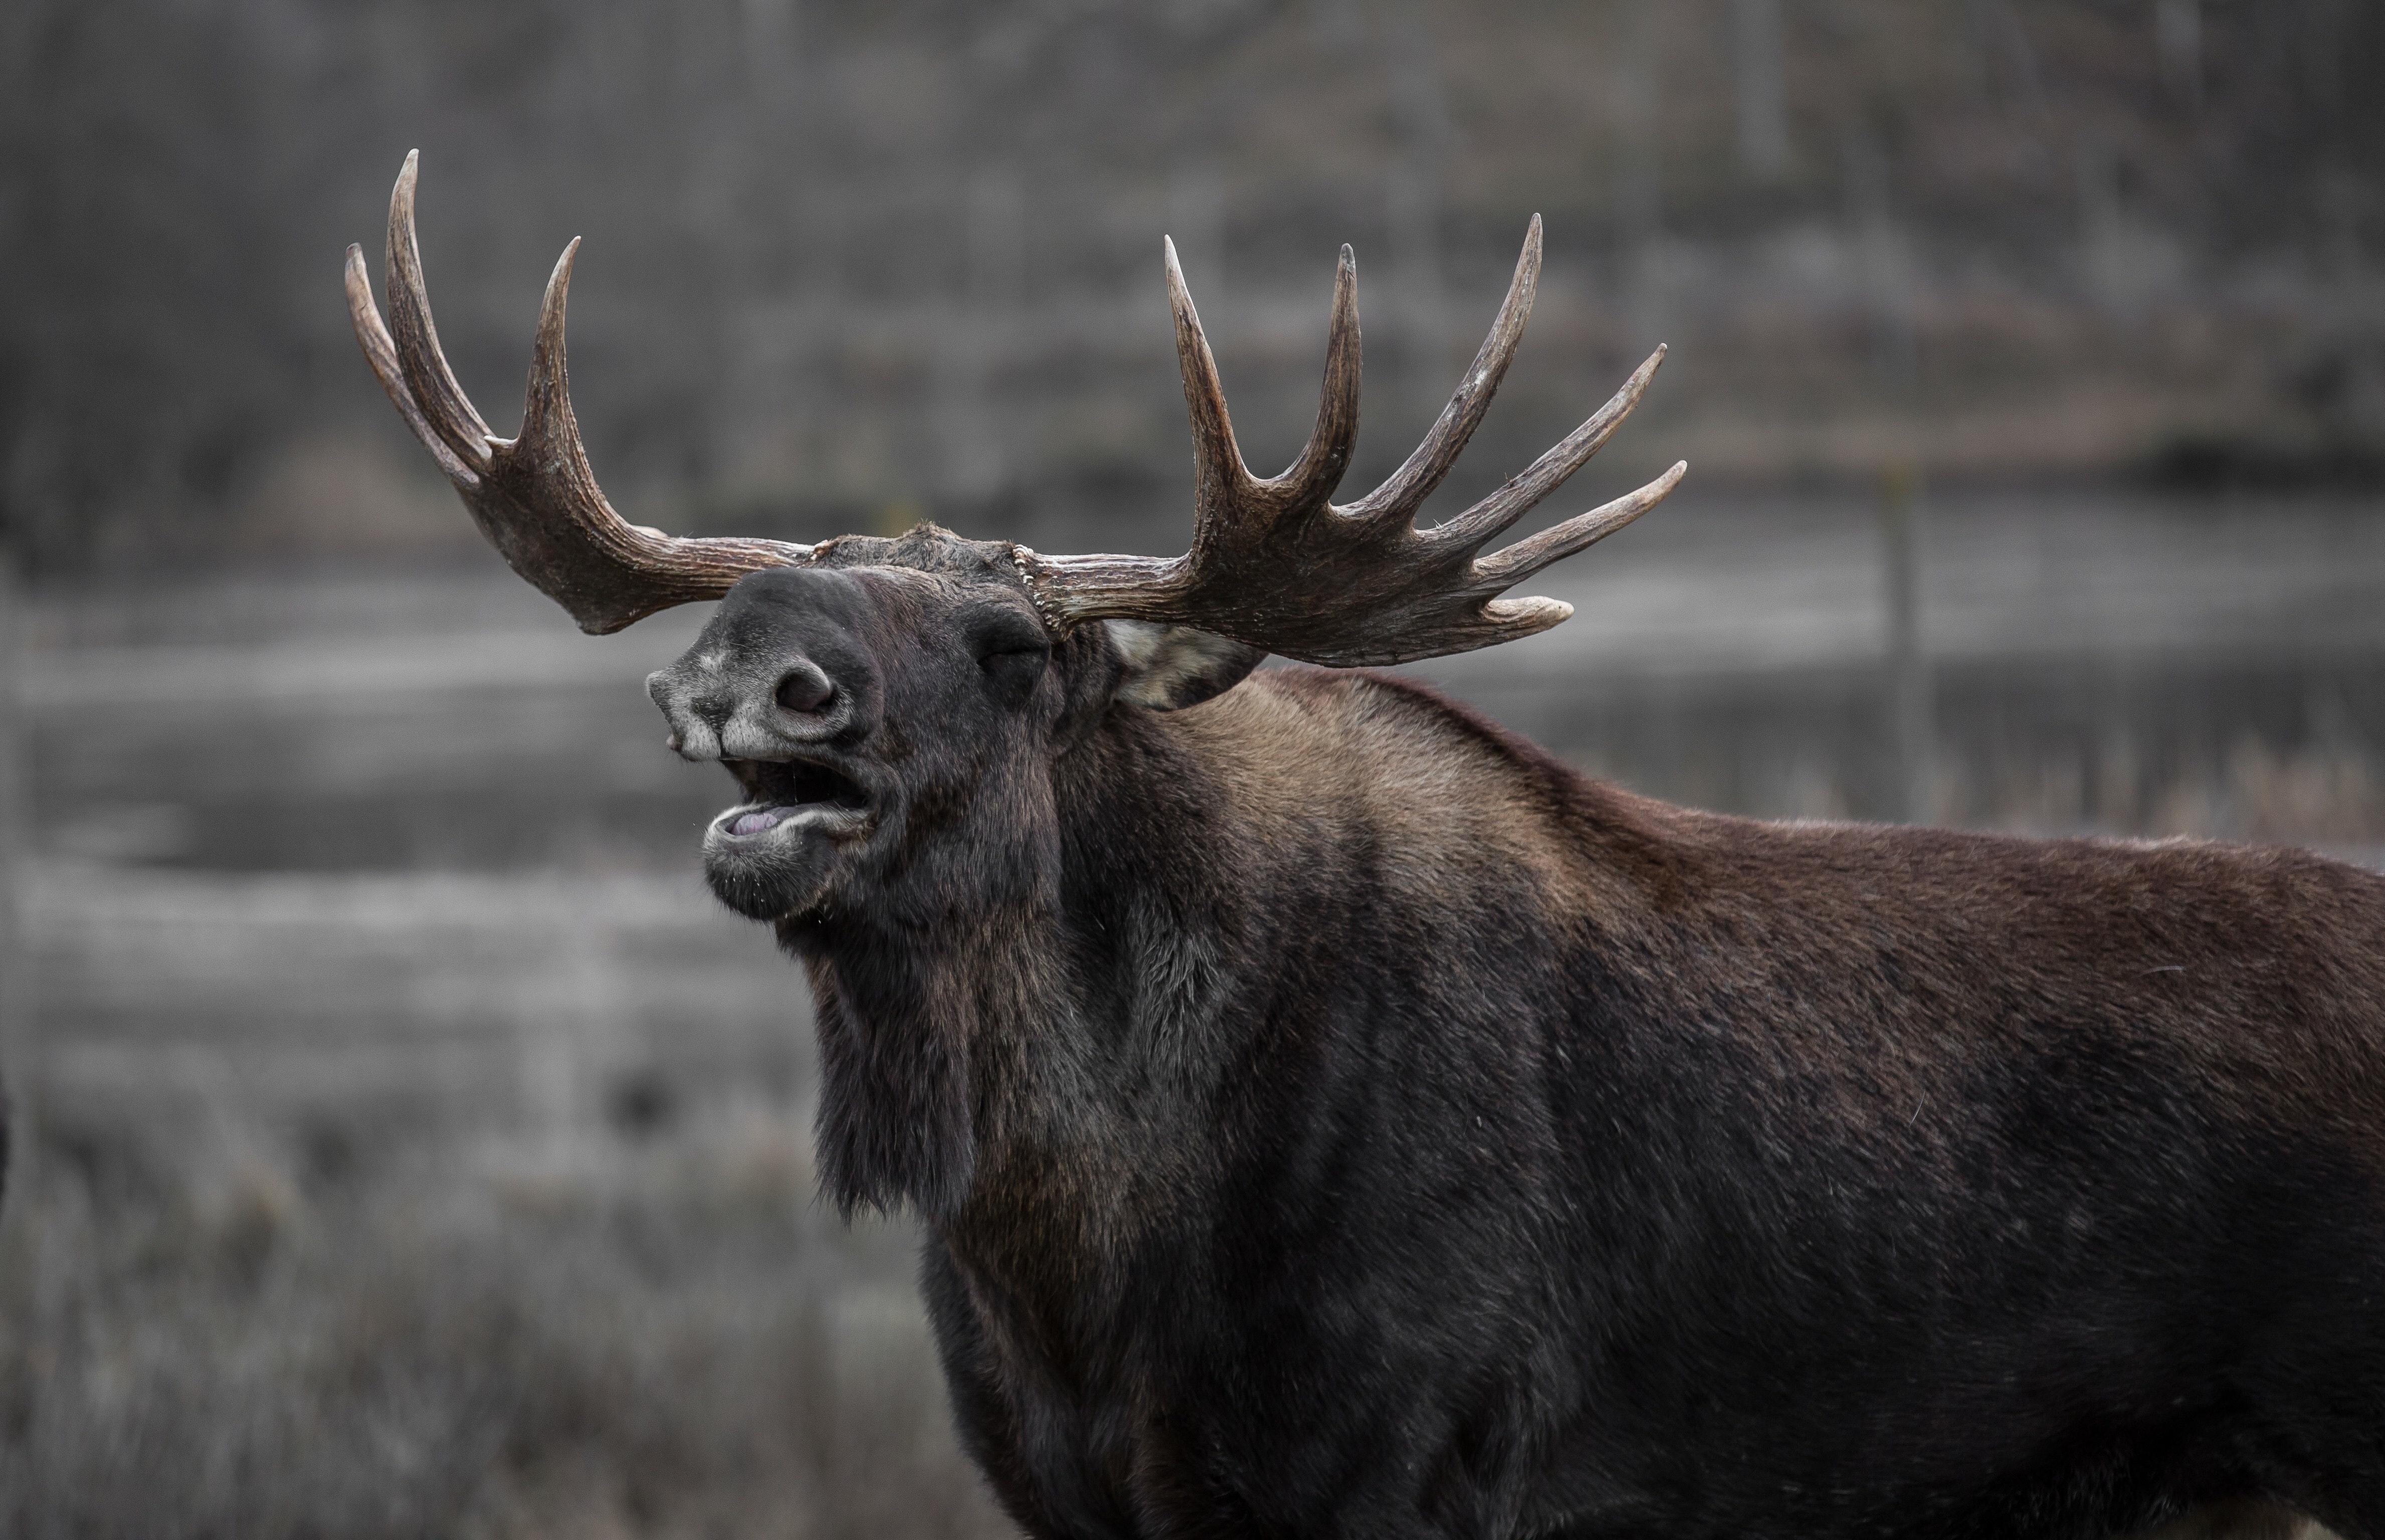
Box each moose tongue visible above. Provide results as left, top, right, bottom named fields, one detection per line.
left=732, top=809, right=783, bottom=837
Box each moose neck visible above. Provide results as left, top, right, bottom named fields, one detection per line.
left=790, top=666, right=1606, bottom=1264
left=784, top=699, right=1261, bottom=1243
left=785, top=743, right=1073, bottom=1221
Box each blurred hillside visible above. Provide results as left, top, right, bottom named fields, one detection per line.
left=5, top=0, right=2383, bottom=574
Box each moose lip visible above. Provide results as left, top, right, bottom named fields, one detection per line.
left=714, top=756, right=873, bottom=839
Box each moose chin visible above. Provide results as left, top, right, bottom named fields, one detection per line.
left=350, top=151, right=2384, bottom=1540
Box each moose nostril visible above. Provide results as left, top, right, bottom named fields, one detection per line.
left=775, top=665, right=835, bottom=715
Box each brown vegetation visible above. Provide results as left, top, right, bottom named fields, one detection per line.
left=0, top=1110, right=1011, bottom=1540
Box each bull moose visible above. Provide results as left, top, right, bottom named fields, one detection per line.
left=349, top=153, right=2384, bottom=1540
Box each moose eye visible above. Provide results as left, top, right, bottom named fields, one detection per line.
left=969, top=610, right=1049, bottom=666
left=970, top=610, right=1050, bottom=699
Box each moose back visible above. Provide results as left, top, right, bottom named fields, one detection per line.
left=349, top=154, right=2385, bottom=1540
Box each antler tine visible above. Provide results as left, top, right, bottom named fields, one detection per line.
left=1449, top=459, right=1687, bottom=655
left=1270, top=244, right=1363, bottom=516
left=1474, top=459, right=1688, bottom=589
left=346, top=242, right=477, bottom=488
left=349, top=153, right=814, bottom=634
left=384, top=151, right=495, bottom=473
left=1429, top=343, right=1668, bottom=556
left=1169, top=235, right=1362, bottom=534
left=1165, top=236, right=1263, bottom=530
left=1341, top=215, right=1541, bottom=528
left=510, top=235, right=621, bottom=548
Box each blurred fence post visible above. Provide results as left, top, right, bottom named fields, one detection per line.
left=0, top=539, right=31, bottom=1215
left=1880, top=462, right=1934, bottom=823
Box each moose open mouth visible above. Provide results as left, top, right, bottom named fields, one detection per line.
left=703, top=756, right=876, bottom=921
left=715, top=757, right=873, bottom=839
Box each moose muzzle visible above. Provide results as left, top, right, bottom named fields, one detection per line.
left=645, top=568, right=882, bottom=763
left=648, top=649, right=849, bottom=762
left=644, top=569, right=890, bottom=919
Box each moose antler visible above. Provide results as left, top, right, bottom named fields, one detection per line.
left=346, top=152, right=815, bottom=633
left=1016, top=219, right=1685, bottom=666
left=348, top=154, right=1681, bottom=662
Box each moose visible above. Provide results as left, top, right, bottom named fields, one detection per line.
left=349, top=154, right=2383, bottom=1540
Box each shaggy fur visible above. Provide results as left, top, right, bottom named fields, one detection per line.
left=646, top=533, right=2385, bottom=1540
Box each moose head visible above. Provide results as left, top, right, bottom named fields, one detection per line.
left=346, top=152, right=1682, bottom=940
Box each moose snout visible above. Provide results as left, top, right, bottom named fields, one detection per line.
left=646, top=557, right=889, bottom=762
left=648, top=646, right=860, bottom=762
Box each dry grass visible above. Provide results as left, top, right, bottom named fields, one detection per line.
left=1952, top=736, right=2385, bottom=850
left=0, top=1111, right=1015, bottom=1540
left=2157, top=739, right=2385, bottom=846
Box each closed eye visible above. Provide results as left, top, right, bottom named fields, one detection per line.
left=969, top=608, right=1051, bottom=670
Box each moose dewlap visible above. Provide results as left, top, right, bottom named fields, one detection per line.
left=350, top=153, right=2385, bottom=1540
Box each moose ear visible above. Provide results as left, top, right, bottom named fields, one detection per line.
left=1104, top=621, right=1264, bottom=711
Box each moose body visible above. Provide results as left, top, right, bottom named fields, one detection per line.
left=717, top=585, right=2385, bottom=1540
left=928, top=667, right=2385, bottom=1540
left=348, top=154, right=2385, bottom=1538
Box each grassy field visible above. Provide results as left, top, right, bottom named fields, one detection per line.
left=2, top=855, right=1023, bottom=1536
left=0, top=1115, right=1010, bottom=1537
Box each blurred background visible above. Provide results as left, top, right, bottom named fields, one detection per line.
left=3, top=1, right=2383, bottom=1533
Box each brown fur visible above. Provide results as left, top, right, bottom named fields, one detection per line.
left=649, top=558, right=2385, bottom=1540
